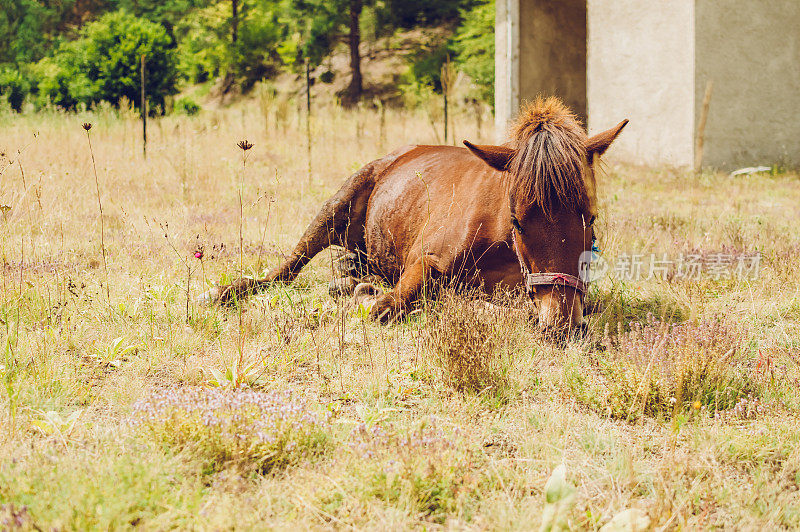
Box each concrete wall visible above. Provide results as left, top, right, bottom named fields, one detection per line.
left=518, top=0, right=587, bottom=124
left=497, top=0, right=799, bottom=168
left=495, top=0, right=519, bottom=140
left=695, top=0, right=800, bottom=169
left=587, top=0, right=695, bottom=167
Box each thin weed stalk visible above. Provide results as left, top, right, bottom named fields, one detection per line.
left=236, top=140, right=253, bottom=365
left=83, top=123, right=110, bottom=301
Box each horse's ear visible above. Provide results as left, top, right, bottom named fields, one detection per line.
left=586, top=119, right=629, bottom=158
left=463, top=140, right=515, bottom=172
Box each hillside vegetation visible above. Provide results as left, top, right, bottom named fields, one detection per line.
left=0, top=0, right=494, bottom=113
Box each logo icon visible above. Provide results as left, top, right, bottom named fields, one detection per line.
left=578, top=250, right=609, bottom=283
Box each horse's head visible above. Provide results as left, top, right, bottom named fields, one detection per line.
left=464, top=97, right=627, bottom=331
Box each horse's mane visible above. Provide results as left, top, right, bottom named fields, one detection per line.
left=507, top=96, right=589, bottom=218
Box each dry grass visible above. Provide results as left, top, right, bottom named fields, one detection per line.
left=0, top=94, right=799, bottom=530
left=566, top=316, right=765, bottom=421
left=424, top=288, right=519, bottom=396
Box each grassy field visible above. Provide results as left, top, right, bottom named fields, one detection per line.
left=1, top=98, right=799, bottom=530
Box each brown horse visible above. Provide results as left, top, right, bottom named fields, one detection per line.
left=201, top=97, right=627, bottom=329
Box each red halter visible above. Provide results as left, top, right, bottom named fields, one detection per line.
left=524, top=271, right=588, bottom=295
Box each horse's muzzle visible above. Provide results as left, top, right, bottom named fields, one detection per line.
left=530, top=281, right=585, bottom=331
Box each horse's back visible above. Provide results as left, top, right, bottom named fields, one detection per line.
left=365, top=145, right=511, bottom=279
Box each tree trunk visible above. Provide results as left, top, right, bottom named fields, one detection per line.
left=347, top=0, right=363, bottom=100
left=231, top=0, right=239, bottom=44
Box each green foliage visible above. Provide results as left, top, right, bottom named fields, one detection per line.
left=174, top=4, right=229, bottom=83
left=1, top=0, right=496, bottom=109
left=383, top=0, right=470, bottom=28
left=0, top=68, right=31, bottom=112
left=231, top=3, right=285, bottom=88
left=177, top=0, right=355, bottom=86
left=403, top=43, right=450, bottom=93
left=36, top=11, right=178, bottom=111
left=177, top=1, right=284, bottom=87
left=278, top=0, right=349, bottom=70
left=28, top=57, right=79, bottom=110
left=174, top=96, right=201, bottom=115
left=452, top=0, right=494, bottom=103
left=114, top=0, right=212, bottom=28
left=0, top=0, right=70, bottom=65
left=399, top=1, right=494, bottom=105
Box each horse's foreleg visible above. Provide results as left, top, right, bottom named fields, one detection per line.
left=199, top=162, right=379, bottom=306
left=368, top=258, right=437, bottom=322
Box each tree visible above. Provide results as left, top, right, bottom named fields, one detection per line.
left=347, top=0, right=363, bottom=99
left=383, top=0, right=468, bottom=28
left=0, top=0, right=64, bottom=66
left=283, top=0, right=368, bottom=101
left=0, top=68, right=31, bottom=112
left=37, top=11, right=178, bottom=110
left=231, top=0, right=239, bottom=44
left=0, top=0, right=118, bottom=67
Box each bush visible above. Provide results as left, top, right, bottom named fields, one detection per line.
left=36, top=11, right=178, bottom=111
left=131, top=387, right=332, bottom=474
left=0, top=68, right=31, bottom=112
left=404, top=43, right=450, bottom=93
left=319, top=70, right=335, bottom=84
left=30, top=56, right=86, bottom=110
left=399, top=1, right=495, bottom=105
left=425, top=290, right=511, bottom=395
left=173, top=97, right=200, bottom=116
left=566, top=316, right=762, bottom=420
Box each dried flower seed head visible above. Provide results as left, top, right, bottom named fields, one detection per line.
left=82, top=123, right=92, bottom=131
left=237, top=140, right=253, bottom=151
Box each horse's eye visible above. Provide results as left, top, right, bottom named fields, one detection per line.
left=510, top=214, right=523, bottom=233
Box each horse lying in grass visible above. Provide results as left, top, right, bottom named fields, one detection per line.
left=201, top=97, right=627, bottom=330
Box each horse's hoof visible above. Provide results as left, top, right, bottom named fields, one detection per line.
left=329, top=276, right=358, bottom=299
left=196, top=286, right=222, bottom=306
left=367, top=295, right=400, bottom=324
left=353, top=282, right=382, bottom=305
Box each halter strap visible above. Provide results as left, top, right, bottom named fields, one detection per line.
left=524, top=272, right=588, bottom=295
